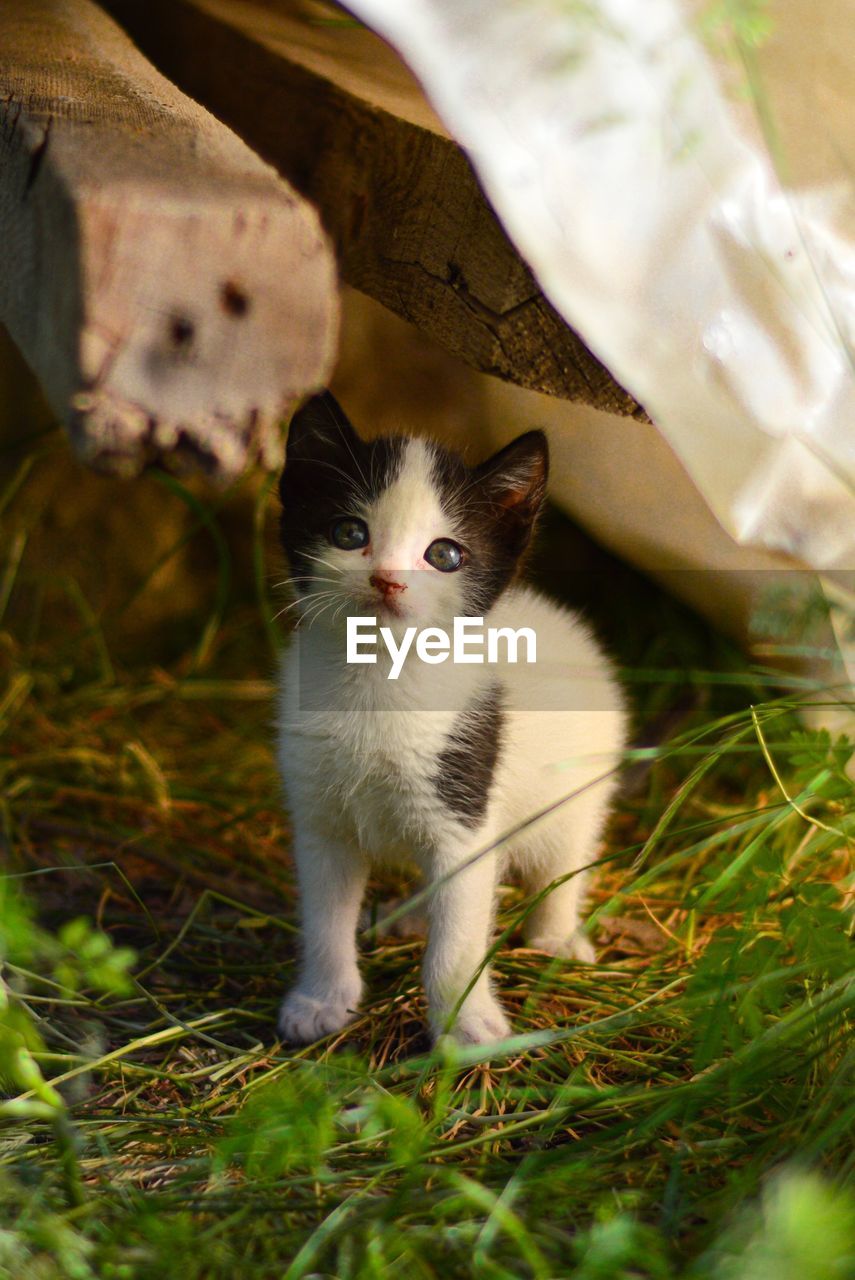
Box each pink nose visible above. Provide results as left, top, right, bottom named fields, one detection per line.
left=370, top=572, right=407, bottom=596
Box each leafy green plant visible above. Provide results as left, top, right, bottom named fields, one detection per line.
left=693, top=1171, right=855, bottom=1280
left=1, top=882, right=135, bottom=1207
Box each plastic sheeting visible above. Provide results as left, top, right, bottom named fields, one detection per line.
left=345, top=0, right=855, bottom=575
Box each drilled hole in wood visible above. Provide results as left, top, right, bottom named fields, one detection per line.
left=170, top=315, right=195, bottom=346
left=221, top=281, right=251, bottom=317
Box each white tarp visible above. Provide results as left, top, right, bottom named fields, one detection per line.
left=345, top=0, right=855, bottom=574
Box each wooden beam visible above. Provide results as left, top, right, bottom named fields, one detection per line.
left=106, top=0, right=645, bottom=418
left=0, top=0, right=339, bottom=478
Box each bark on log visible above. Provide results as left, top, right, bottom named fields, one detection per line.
left=0, top=0, right=339, bottom=478
left=106, top=0, right=645, bottom=418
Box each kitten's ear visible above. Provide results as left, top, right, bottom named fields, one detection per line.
left=473, top=430, right=548, bottom=524
left=285, top=391, right=361, bottom=464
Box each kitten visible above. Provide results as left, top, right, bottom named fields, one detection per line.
left=276, top=392, right=627, bottom=1046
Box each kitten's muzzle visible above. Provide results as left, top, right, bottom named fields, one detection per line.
left=369, top=572, right=407, bottom=598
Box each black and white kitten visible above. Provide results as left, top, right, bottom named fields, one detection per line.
left=276, top=392, right=626, bottom=1046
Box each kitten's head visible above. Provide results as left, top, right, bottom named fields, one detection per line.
left=278, top=392, right=547, bottom=630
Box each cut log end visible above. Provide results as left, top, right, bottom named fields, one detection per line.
left=69, top=187, right=338, bottom=476
left=0, top=0, right=340, bottom=478
left=69, top=387, right=290, bottom=479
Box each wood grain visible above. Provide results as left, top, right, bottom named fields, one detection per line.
left=0, top=0, right=339, bottom=477
left=106, top=0, right=645, bottom=417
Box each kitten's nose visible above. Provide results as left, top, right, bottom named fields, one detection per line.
left=370, top=572, right=407, bottom=596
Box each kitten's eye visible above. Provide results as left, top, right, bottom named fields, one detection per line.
left=330, top=517, right=369, bottom=550
left=425, top=538, right=464, bottom=573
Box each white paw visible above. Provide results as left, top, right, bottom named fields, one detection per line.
left=526, top=931, right=596, bottom=963
left=433, top=997, right=512, bottom=1046
left=278, top=984, right=361, bottom=1044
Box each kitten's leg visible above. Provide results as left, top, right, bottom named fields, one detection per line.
left=278, top=831, right=368, bottom=1044
left=522, top=858, right=596, bottom=962
left=520, top=791, right=610, bottom=961
left=422, top=828, right=511, bottom=1045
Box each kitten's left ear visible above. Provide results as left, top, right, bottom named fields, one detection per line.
left=473, top=430, right=549, bottom=524
left=285, top=390, right=362, bottom=464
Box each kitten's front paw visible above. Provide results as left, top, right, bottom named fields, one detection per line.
left=526, top=931, right=596, bottom=963
left=433, top=997, right=512, bottom=1047
left=278, top=985, right=361, bottom=1045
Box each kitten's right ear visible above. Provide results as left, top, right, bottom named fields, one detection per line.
left=285, top=391, right=361, bottom=465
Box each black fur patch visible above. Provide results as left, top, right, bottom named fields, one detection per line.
left=435, top=685, right=505, bottom=828
left=279, top=392, right=403, bottom=586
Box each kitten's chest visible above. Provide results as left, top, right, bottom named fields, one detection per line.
left=281, top=689, right=455, bottom=854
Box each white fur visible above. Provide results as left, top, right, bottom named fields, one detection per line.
left=277, top=440, right=627, bottom=1045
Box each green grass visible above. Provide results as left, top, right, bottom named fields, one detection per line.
left=1, top=434, right=853, bottom=1279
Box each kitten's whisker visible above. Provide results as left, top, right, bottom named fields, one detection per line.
left=273, top=599, right=314, bottom=623
left=274, top=576, right=339, bottom=592
left=296, top=590, right=339, bottom=611
left=293, top=590, right=341, bottom=624
left=308, top=409, right=371, bottom=499
left=272, top=576, right=338, bottom=592
left=298, top=551, right=342, bottom=574
left=331, top=598, right=351, bottom=626
left=276, top=589, right=340, bottom=625
left=297, top=596, right=340, bottom=631
left=318, top=395, right=373, bottom=498
left=273, top=598, right=314, bottom=622
left=307, top=457, right=370, bottom=504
